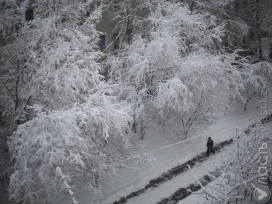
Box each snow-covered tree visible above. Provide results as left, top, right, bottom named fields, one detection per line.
left=192, top=0, right=272, bottom=110
left=240, top=61, right=272, bottom=111
left=109, top=1, right=246, bottom=141
left=254, top=0, right=272, bottom=60
left=0, top=0, right=18, bottom=33
left=232, top=0, right=272, bottom=60
left=0, top=0, right=153, bottom=203
left=192, top=0, right=249, bottom=49
left=188, top=123, right=272, bottom=203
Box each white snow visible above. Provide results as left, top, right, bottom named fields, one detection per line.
left=60, top=94, right=272, bottom=204
left=127, top=148, right=224, bottom=204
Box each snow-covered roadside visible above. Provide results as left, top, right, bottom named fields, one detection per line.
left=103, top=104, right=272, bottom=203
left=127, top=145, right=231, bottom=204
left=178, top=128, right=272, bottom=204
left=60, top=97, right=272, bottom=204
left=111, top=139, right=232, bottom=204
left=178, top=178, right=272, bottom=204
left=178, top=125, right=272, bottom=204
left=127, top=122, right=272, bottom=204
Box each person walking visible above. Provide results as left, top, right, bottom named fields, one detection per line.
left=207, top=137, right=215, bottom=156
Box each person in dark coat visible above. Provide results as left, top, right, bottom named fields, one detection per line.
left=207, top=137, right=215, bottom=156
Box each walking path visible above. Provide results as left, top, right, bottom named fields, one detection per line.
left=113, top=139, right=233, bottom=203
left=125, top=118, right=272, bottom=204
left=60, top=98, right=272, bottom=204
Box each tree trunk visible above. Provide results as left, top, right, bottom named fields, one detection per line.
left=244, top=92, right=256, bottom=111
left=139, top=117, right=144, bottom=140
left=244, top=102, right=248, bottom=111
left=269, top=43, right=272, bottom=61
left=184, top=130, right=188, bottom=138
left=132, top=122, right=137, bottom=133
left=256, top=0, right=263, bottom=61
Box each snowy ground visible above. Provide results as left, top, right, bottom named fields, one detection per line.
left=127, top=146, right=230, bottom=204
left=60, top=96, right=272, bottom=204
left=177, top=174, right=272, bottom=204
left=126, top=126, right=272, bottom=204
left=177, top=128, right=272, bottom=204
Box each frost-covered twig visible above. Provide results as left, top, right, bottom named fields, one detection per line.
left=56, top=167, right=79, bottom=204
left=187, top=164, right=221, bottom=202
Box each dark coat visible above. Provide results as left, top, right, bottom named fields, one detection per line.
left=207, top=139, right=214, bottom=148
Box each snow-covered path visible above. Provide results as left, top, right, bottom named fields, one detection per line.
left=60, top=98, right=272, bottom=204
left=127, top=122, right=272, bottom=204
left=127, top=148, right=226, bottom=204
left=177, top=125, right=272, bottom=204
left=110, top=139, right=232, bottom=204
left=108, top=111, right=272, bottom=203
